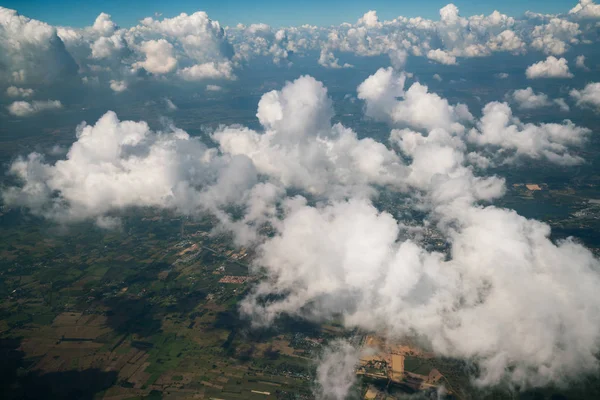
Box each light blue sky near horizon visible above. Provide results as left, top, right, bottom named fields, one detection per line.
left=0, top=0, right=578, bottom=28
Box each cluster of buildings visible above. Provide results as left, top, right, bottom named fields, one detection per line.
left=357, top=336, right=446, bottom=397
left=218, top=275, right=250, bottom=284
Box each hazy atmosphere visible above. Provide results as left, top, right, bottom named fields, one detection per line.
left=1, top=1, right=600, bottom=399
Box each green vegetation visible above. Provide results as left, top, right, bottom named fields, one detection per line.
left=0, top=211, right=317, bottom=399
left=1, top=179, right=599, bottom=399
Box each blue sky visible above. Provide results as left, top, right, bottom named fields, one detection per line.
left=1, top=0, right=576, bottom=27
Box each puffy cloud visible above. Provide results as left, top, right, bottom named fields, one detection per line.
left=431, top=5, right=523, bottom=58
left=486, top=29, right=526, bottom=53
left=510, top=87, right=551, bottom=109
left=226, top=2, right=582, bottom=69
left=576, top=54, right=590, bottom=70
left=221, top=75, right=598, bottom=387
left=25, top=8, right=237, bottom=86
left=5, top=86, right=34, bottom=98
left=245, top=23, right=271, bottom=35
left=357, top=68, right=588, bottom=167
left=178, top=61, right=234, bottom=80
left=133, top=39, right=177, bottom=74
left=91, top=12, right=117, bottom=36
left=256, top=75, right=333, bottom=138
left=137, top=11, right=233, bottom=64
left=570, top=82, right=600, bottom=111
left=206, top=84, right=222, bottom=91
left=318, top=48, right=352, bottom=69
left=569, top=0, right=600, bottom=19
left=7, top=100, right=62, bottom=116
left=390, top=128, right=502, bottom=196
left=439, top=3, right=460, bottom=23
left=121, top=11, right=235, bottom=82
left=227, top=23, right=290, bottom=65
left=0, top=7, right=77, bottom=84
left=90, top=33, right=128, bottom=59
left=3, top=0, right=600, bottom=91
left=1, top=3, right=599, bottom=394
left=357, top=10, right=381, bottom=28
left=3, top=75, right=406, bottom=233
left=236, top=84, right=597, bottom=387
left=314, top=340, right=360, bottom=400
left=5, top=73, right=599, bottom=388
left=54, top=14, right=124, bottom=66
left=2, top=111, right=260, bottom=226
left=530, top=18, right=581, bottom=55
left=109, top=79, right=127, bottom=92
left=241, top=194, right=600, bottom=387
left=215, top=75, right=405, bottom=198
left=526, top=56, right=573, bottom=79
left=78, top=10, right=237, bottom=83
left=468, top=101, right=588, bottom=164
left=358, top=67, right=472, bottom=132
left=356, top=68, right=406, bottom=120
left=426, top=49, right=457, bottom=65
left=4, top=2, right=600, bottom=88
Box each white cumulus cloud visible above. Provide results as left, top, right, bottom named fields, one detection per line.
left=0, top=7, right=77, bottom=84
left=5, top=86, right=34, bottom=98
left=178, top=61, right=234, bottom=80
left=569, top=0, right=600, bottom=19
left=576, top=54, right=589, bottom=70
left=468, top=101, right=588, bottom=164
left=7, top=100, right=62, bottom=116
left=570, top=82, right=600, bottom=111
left=427, top=49, right=457, bottom=65
left=358, top=67, right=472, bottom=132
left=109, top=79, right=127, bottom=92
left=526, top=56, right=573, bottom=79
left=133, top=39, right=178, bottom=74
left=510, top=87, right=551, bottom=109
